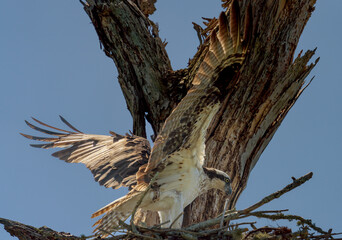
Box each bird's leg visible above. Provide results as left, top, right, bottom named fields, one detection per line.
left=170, top=212, right=184, bottom=228
left=157, top=192, right=184, bottom=228
left=168, top=212, right=183, bottom=228
left=158, top=210, right=171, bottom=227
left=168, top=192, right=184, bottom=228
left=220, top=199, right=229, bottom=228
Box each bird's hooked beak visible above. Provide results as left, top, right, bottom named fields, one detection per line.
left=225, top=182, right=232, bottom=196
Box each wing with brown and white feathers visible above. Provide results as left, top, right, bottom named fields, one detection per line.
left=146, top=3, right=250, bottom=173
left=21, top=116, right=150, bottom=189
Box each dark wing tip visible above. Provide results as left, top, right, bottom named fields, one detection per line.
left=242, top=2, right=253, bottom=50
left=59, top=115, right=83, bottom=133
left=32, top=117, right=74, bottom=134
left=30, top=143, right=53, bottom=149
left=24, top=119, right=65, bottom=136
left=219, top=12, right=227, bottom=26
left=29, top=144, right=42, bottom=148
left=229, top=0, right=241, bottom=48
left=20, top=132, right=59, bottom=142
left=20, top=132, right=33, bottom=139
left=24, top=116, right=83, bottom=136
left=210, top=28, right=218, bottom=43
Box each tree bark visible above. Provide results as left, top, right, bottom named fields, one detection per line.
left=80, top=0, right=318, bottom=227
left=0, top=218, right=80, bottom=240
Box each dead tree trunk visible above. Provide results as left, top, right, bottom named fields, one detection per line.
left=80, top=0, right=317, bottom=227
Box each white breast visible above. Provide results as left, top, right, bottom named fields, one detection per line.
left=140, top=155, right=204, bottom=228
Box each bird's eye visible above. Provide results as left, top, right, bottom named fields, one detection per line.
left=225, top=178, right=230, bottom=183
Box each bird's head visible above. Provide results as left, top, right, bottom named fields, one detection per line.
left=203, top=167, right=232, bottom=196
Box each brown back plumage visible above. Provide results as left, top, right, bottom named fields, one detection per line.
left=146, top=87, right=221, bottom=172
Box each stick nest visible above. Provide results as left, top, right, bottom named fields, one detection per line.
left=1, top=172, right=340, bottom=240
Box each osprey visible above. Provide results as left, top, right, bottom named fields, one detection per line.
left=21, top=3, right=249, bottom=237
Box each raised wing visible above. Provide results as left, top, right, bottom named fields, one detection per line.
left=146, top=3, right=250, bottom=174
left=21, top=116, right=150, bottom=189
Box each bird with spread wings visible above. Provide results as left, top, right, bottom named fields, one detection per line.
left=22, top=2, right=250, bottom=237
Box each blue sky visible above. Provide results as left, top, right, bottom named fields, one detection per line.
left=1, top=0, right=341, bottom=239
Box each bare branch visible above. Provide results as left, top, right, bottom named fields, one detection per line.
left=249, top=212, right=328, bottom=235
left=0, top=218, right=82, bottom=240
left=240, top=172, right=313, bottom=214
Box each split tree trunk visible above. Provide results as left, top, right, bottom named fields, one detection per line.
left=81, top=0, right=318, bottom=227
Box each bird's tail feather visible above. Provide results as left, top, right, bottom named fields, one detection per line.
left=92, top=211, right=132, bottom=237
left=92, top=190, right=143, bottom=237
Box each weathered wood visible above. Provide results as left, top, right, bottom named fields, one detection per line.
left=81, top=0, right=174, bottom=138
left=0, top=218, right=81, bottom=240
left=183, top=0, right=318, bottom=225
